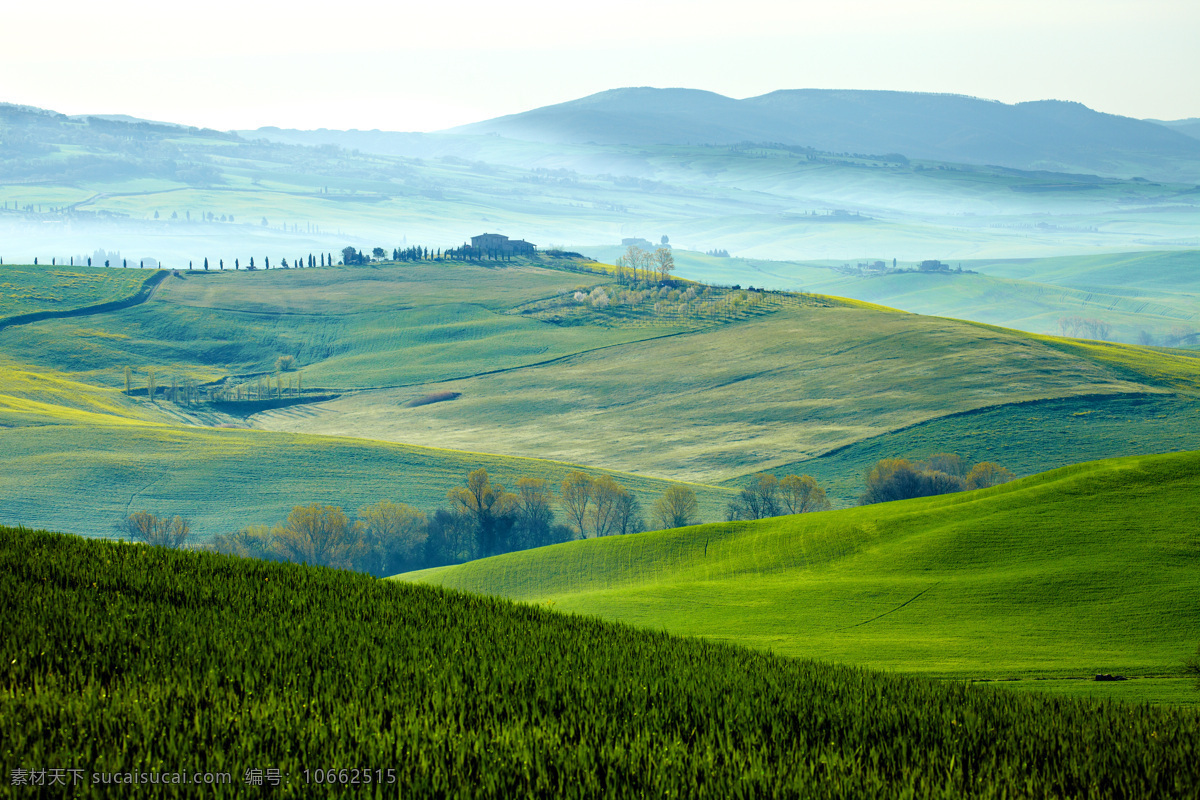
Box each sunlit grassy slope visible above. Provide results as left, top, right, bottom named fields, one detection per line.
left=784, top=393, right=1200, bottom=502
left=257, top=300, right=1200, bottom=486
left=8, top=525, right=1198, bottom=798
left=0, top=354, right=166, bottom=427
left=0, top=263, right=149, bottom=320
left=0, top=358, right=730, bottom=538
left=0, top=261, right=680, bottom=389
left=7, top=261, right=1200, bottom=504
left=406, top=450, right=1200, bottom=697
left=596, top=249, right=1200, bottom=346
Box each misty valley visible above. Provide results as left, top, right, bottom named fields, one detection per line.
left=2, top=85, right=1199, bottom=798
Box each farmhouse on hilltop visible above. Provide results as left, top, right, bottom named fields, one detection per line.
left=470, top=233, right=537, bottom=255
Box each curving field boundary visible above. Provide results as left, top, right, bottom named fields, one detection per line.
left=0, top=270, right=168, bottom=332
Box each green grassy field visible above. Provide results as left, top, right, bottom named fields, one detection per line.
left=0, top=263, right=150, bottom=320
left=0, top=260, right=679, bottom=390
left=788, top=392, right=1200, bottom=502
left=0, top=356, right=730, bottom=539
left=405, top=450, right=1200, bottom=704
left=5, top=525, right=1198, bottom=798
left=4, top=260, right=1200, bottom=524
left=591, top=248, right=1200, bottom=347
left=256, top=298, right=1199, bottom=487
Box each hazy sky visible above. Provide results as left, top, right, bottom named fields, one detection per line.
left=5, top=0, right=1198, bottom=131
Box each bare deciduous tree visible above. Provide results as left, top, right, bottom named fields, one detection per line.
left=922, top=453, right=967, bottom=479
left=653, top=246, right=675, bottom=282
left=514, top=477, right=555, bottom=546
left=779, top=474, right=832, bottom=514
left=619, top=245, right=649, bottom=282
left=654, top=484, right=698, bottom=529
left=358, top=501, right=428, bottom=575
left=118, top=511, right=190, bottom=548
left=272, top=504, right=362, bottom=568
left=590, top=475, right=625, bottom=537
left=211, top=525, right=275, bottom=560
left=964, top=462, right=1016, bottom=490
left=613, top=490, right=644, bottom=536
left=560, top=471, right=594, bottom=538
left=448, top=469, right=516, bottom=557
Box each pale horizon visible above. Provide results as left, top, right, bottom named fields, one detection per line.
left=4, top=0, right=1198, bottom=132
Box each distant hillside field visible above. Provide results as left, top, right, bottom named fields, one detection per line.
left=253, top=283, right=1200, bottom=490
left=5, top=525, right=1198, bottom=798
left=3, top=260, right=1200, bottom=534
left=0, top=259, right=660, bottom=390
left=578, top=248, right=1200, bottom=348
left=407, top=450, right=1200, bottom=704
left=0, top=263, right=152, bottom=320
left=0, top=354, right=730, bottom=539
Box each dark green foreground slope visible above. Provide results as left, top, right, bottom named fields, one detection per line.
left=410, top=451, right=1200, bottom=688
left=3, top=527, right=1198, bottom=798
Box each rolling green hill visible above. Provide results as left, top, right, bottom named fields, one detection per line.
left=0, top=354, right=730, bottom=539
left=0, top=263, right=151, bottom=320
left=406, top=450, right=1200, bottom=704
left=4, top=259, right=1200, bottom=532
left=579, top=248, right=1200, bottom=348
left=253, top=287, right=1200, bottom=492
left=0, top=259, right=689, bottom=391
left=4, top=525, right=1198, bottom=798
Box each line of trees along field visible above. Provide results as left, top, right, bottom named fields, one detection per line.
left=859, top=453, right=1016, bottom=504
left=113, top=455, right=1014, bottom=574
left=117, top=467, right=836, bottom=574
left=118, top=468, right=765, bottom=576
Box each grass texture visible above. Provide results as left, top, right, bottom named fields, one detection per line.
left=407, top=451, right=1200, bottom=697
left=3, top=525, right=1198, bottom=798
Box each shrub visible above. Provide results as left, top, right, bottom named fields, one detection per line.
left=966, top=462, right=1017, bottom=490
left=1185, top=644, right=1200, bottom=690
left=403, top=391, right=462, bottom=408
left=117, top=511, right=190, bottom=548
left=861, top=455, right=1016, bottom=505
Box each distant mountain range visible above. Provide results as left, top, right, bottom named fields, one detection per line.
left=1150, top=117, right=1200, bottom=141
left=445, top=88, right=1200, bottom=180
